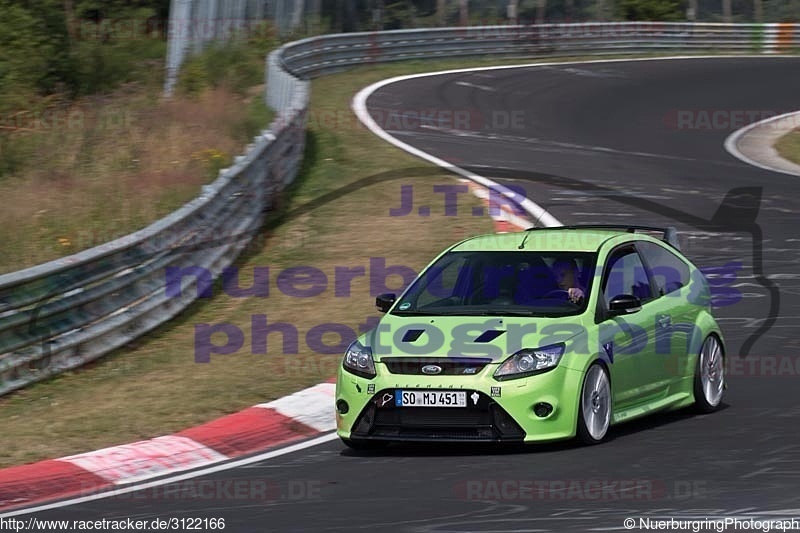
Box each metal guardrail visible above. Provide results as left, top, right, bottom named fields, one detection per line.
left=0, top=22, right=796, bottom=396
left=0, top=89, right=307, bottom=396
left=278, top=23, right=799, bottom=78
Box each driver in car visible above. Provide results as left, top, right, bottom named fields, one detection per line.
left=552, top=258, right=585, bottom=304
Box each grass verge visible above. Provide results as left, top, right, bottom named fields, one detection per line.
left=774, top=127, right=800, bottom=166
left=0, top=28, right=275, bottom=275
left=0, top=85, right=273, bottom=274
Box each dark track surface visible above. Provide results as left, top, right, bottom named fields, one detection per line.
left=22, top=58, right=800, bottom=531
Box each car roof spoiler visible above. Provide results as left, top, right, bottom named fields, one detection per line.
left=526, top=225, right=681, bottom=250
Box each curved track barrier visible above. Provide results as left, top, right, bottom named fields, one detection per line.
left=0, top=22, right=796, bottom=396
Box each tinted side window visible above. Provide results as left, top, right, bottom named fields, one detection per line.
left=637, top=241, right=690, bottom=296
left=602, top=249, right=653, bottom=306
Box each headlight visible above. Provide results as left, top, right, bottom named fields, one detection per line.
left=493, top=344, right=565, bottom=381
left=342, top=340, right=376, bottom=379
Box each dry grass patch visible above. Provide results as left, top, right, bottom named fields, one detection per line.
left=774, top=127, right=800, bottom=166
left=0, top=86, right=270, bottom=273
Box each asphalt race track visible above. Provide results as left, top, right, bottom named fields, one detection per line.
left=20, top=58, right=800, bottom=531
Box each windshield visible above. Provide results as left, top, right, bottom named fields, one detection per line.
left=392, top=250, right=597, bottom=317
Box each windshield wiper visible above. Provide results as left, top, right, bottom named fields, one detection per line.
left=455, top=310, right=541, bottom=317
left=392, top=310, right=447, bottom=316
left=394, top=309, right=565, bottom=317
left=393, top=309, right=497, bottom=317
left=408, top=309, right=541, bottom=317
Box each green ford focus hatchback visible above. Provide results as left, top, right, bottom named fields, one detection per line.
left=335, top=225, right=726, bottom=447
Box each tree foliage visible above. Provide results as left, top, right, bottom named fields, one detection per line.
left=615, top=0, right=686, bottom=21
left=0, top=0, right=170, bottom=114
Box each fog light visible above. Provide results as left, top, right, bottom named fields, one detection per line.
left=336, top=399, right=349, bottom=414
left=533, top=402, right=553, bottom=418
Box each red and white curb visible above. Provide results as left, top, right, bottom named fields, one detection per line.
left=0, top=382, right=335, bottom=512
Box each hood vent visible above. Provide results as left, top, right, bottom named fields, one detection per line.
left=401, top=329, right=425, bottom=342
left=474, top=330, right=506, bottom=343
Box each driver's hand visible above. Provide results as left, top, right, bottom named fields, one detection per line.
left=568, top=288, right=584, bottom=303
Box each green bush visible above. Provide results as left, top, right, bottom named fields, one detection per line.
left=0, top=133, right=32, bottom=177
left=616, top=0, right=686, bottom=21
left=0, top=1, right=171, bottom=178
left=67, top=6, right=167, bottom=95
left=176, top=29, right=278, bottom=98
left=0, top=2, right=168, bottom=108
left=176, top=57, right=209, bottom=97
left=0, top=3, right=57, bottom=106
left=234, top=97, right=274, bottom=143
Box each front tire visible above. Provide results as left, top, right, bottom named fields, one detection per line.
left=694, top=335, right=725, bottom=413
left=576, top=363, right=611, bottom=445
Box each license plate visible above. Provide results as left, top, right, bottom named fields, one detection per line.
left=395, top=390, right=466, bottom=407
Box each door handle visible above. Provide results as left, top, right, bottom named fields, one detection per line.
left=657, top=315, right=671, bottom=328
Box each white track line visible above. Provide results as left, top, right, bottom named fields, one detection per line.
left=724, top=110, right=800, bottom=177
left=353, top=68, right=559, bottom=228
left=352, top=55, right=799, bottom=229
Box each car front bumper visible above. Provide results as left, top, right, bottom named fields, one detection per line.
left=335, top=363, right=585, bottom=443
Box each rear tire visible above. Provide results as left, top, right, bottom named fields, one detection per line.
left=694, top=335, right=725, bottom=413
left=576, top=363, right=611, bottom=445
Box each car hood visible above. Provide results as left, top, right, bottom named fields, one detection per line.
left=365, top=313, right=589, bottom=363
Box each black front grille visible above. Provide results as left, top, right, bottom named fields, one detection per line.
left=351, top=389, right=524, bottom=442
left=382, top=357, right=492, bottom=375
left=371, top=427, right=497, bottom=440
left=375, top=407, right=491, bottom=427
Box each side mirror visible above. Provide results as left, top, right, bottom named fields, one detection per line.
left=376, top=293, right=396, bottom=313
left=608, top=294, right=642, bottom=316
